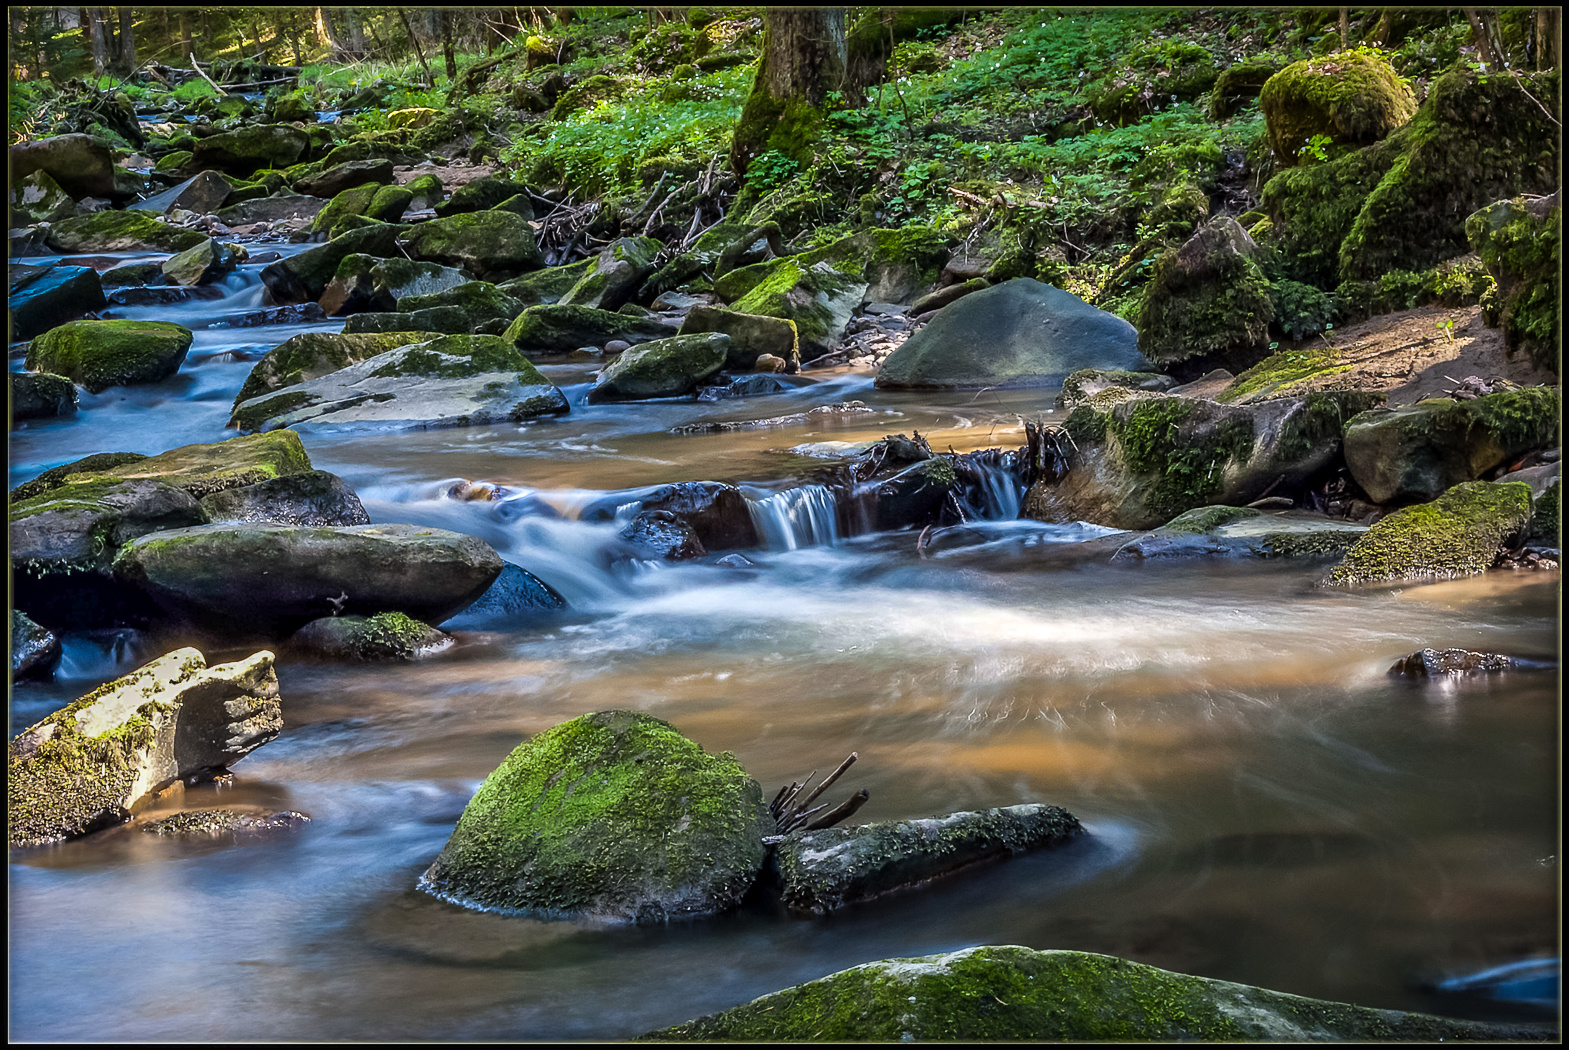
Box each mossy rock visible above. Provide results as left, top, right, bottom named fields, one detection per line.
left=587, top=332, right=730, bottom=403
left=310, top=183, right=380, bottom=236
left=1259, top=51, right=1415, bottom=167
left=290, top=612, right=451, bottom=661
left=557, top=236, right=663, bottom=312
left=1466, top=192, right=1560, bottom=373
left=44, top=210, right=208, bottom=254
left=1327, top=481, right=1533, bottom=585
left=234, top=330, right=441, bottom=405
left=1136, top=216, right=1273, bottom=376
left=498, top=258, right=596, bottom=306
left=678, top=306, right=799, bottom=372
left=190, top=124, right=309, bottom=176
left=1057, top=369, right=1176, bottom=410
left=10, top=371, right=79, bottom=421
left=404, top=173, right=443, bottom=209
left=1342, top=387, right=1561, bottom=504
left=1114, top=506, right=1369, bottom=561
left=1026, top=391, right=1385, bottom=530
left=1209, top=61, right=1280, bottom=120
left=420, top=710, right=770, bottom=923
left=432, top=177, right=534, bottom=219
left=70, top=431, right=315, bottom=500
left=1338, top=66, right=1559, bottom=281
left=726, top=258, right=866, bottom=358
left=1087, top=40, right=1219, bottom=126
left=365, top=185, right=413, bottom=223
left=25, top=320, right=192, bottom=394
left=396, top=281, right=525, bottom=328
left=396, top=211, right=544, bottom=281
left=644, top=945, right=1551, bottom=1041
left=153, top=149, right=193, bottom=174
left=550, top=74, right=628, bottom=122
left=13, top=169, right=77, bottom=224
left=791, top=226, right=952, bottom=305
left=1217, top=343, right=1356, bottom=403
left=318, top=255, right=468, bottom=316
left=504, top=304, right=676, bottom=356
left=739, top=178, right=838, bottom=239
left=258, top=222, right=408, bottom=305
left=1527, top=480, right=1558, bottom=545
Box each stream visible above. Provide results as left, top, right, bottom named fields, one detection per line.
left=8, top=251, right=1559, bottom=1039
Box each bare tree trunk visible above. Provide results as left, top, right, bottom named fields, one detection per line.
left=1463, top=8, right=1501, bottom=70
left=116, top=5, right=134, bottom=73
left=440, top=8, right=458, bottom=82
left=286, top=10, right=305, bottom=68
left=1339, top=8, right=1349, bottom=49
left=344, top=7, right=366, bottom=59
left=89, top=7, right=108, bottom=75
left=397, top=7, right=436, bottom=86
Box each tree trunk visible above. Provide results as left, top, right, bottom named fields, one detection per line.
left=344, top=7, right=365, bottom=58
left=89, top=7, right=108, bottom=75
left=1339, top=8, right=1349, bottom=49
left=1463, top=8, right=1501, bottom=70
left=397, top=7, right=435, bottom=87
left=730, top=8, right=848, bottom=176
left=116, top=6, right=134, bottom=73
left=440, top=9, right=458, bottom=82
left=179, top=8, right=192, bottom=58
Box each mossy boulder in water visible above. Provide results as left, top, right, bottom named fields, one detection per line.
left=1026, top=391, right=1385, bottom=531
left=1327, top=481, right=1533, bottom=585
left=13, top=169, right=77, bottom=223
left=557, top=236, right=663, bottom=312
left=504, top=303, right=677, bottom=356
left=9, top=371, right=78, bottom=421
left=773, top=805, right=1082, bottom=915
left=259, top=222, right=407, bottom=304
left=499, top=258, right=595, bottom=306
left=25, top=319, right=192, bottom=394
left=1113, top=506, right=1368, bottom=561
left=111, top=522, right=504, bottom=638
left=161, top=237, right=244, bottom=287
left=420, top=710, right=771, bottom=922
left=587, top=332, right=730, bottom=403
left=234, top=330, right=442, bottom=404
left=723, top=258, right=865, bottom=359
left=394, top=280, right=526, bottom=331
left=1259, top=51, right=1415, bottom=166
left=1056, top=369, right=1175, bottom=410
left=190, top=124, right=309, bottom=176
left=44, top=210, right=208, bottom=254
left=309, top=183, right=381, bottom=236
left=290, top=612, right=453, bottom=662
left=876, top=279, right=1147, bottom=390
left=319, top=255, right=468, bottom=316
left=228, top=336, right=570, bottom=432
left=679, top=306, right=800, bottom=372
left=198, top=470, right=370, bottom=528
left=1467, top=192, right=1560, bottom=374
left=644, top=945, right=1551, bottom=1041
left=66, top=430, right=315, bottom=499
left=396, top=210, right=545, bottom=280
left=8, top=648, right=281, bottom=847
left=1342, top=387, right=1560, bottom=504
left=1136, top=216, right=1273, bottom=376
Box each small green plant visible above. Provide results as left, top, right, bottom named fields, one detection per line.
left=746, top=150, right=800, bottom=195
left=1297, top=132, right=1332, bottom=163
left=1436, top=315, right=1457, bottom=342
left=1270, top=279, right=1338, bottom=341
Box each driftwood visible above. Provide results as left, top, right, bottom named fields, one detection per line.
left=770, top=752, right=867, bottom=834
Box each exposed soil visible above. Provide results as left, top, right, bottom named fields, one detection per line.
left=1273, top=304, right=1559, bottom=406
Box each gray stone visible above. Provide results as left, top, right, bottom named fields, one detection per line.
left=128, top=171, right=233, bottom=216
left=215, top=193, right=326, bottom=226
left=877, top=279, right=1150, bottom=389
left=191, top=125, right=309, bottom=176
left=8, top=263, right=107, bottom=341
left=1112, top=506, right=1369, bottom=560
left=290, top=612, right=453, bottom=661
left=505, top=303, right=678, bottom=356
left=198, top=470, right=370, bottom=527
left=293, top=158, right=395, bottom=198
left=1390, top=648, right=1517, bottom=677
left=588, top=332, right=730, bottom=403
left=9, top=134, right=120, bottom=201
left=557, top=236, right=662, bottom=312
left=395, top=210, right=545, bottom=280
left=679, top=305, right=799, bottom=371
left=773, top=804, right=1083, bottom=915
left=161, top=237, right=243, bottom=286
left=8, top=648, right=281, bottom=846
left=10, top=371, right=79, bottom=422
left=10, top=610, right=61, bottom=680
left=12, top=169, right=77, bottom=223
left=438, top=562, right=566, bottom=629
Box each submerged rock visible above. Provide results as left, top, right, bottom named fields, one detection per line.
left=876, top=279, right=1147, bottom=389
left=1327, top=481, right=1533, bottom=585
left=227, top=336, right=570, bottom=432
left=25, top=319, right=192, bottom=394
left=111, top=522, right=504, bottom=638
left=1389, top=648, right=1516, bottom=678
left=421, top=710, right=771, bottom=923
left=8, top=648, right=282, bottom=847
left=1113, top=506, right=1368, bottom=560
left=632, top=482, right=759, bottom=550
left=773, top=804, right=1082, bottom=915
left=438, top=562, right=566, bottom=629
left=290, top=612, right=453, bottom=661
left=644, top=945, right=1550, bottom=1042
left=138, top=807, right=310, bottom=838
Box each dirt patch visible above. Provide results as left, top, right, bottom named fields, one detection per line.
left=1273, top=304, right=1558, bottom=406
left=394, top=160, right=499, bottom=193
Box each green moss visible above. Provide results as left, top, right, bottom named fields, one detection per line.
left=1108, top=397, right=1256, bottom=522
left=1219, top=344, right=1352, bottom=402
left=1466, top=195, right=1560, bottom=372
left=1160, top=505, right=1262, bottom=535
left=228, top=390, right=315, bottom=433
left=729, top=259, right=861, bottom=347
left=1209, top=62, right=1280, bottom=120
left=1136, top=218, right=1274, bottom=372
left=44, top=210, right=209, bottom=254
left=365, top=336, right=537, bottom=380
left=420, top=710, right=769, bottom=922
left=234, top=331, right=439, bottom=405
left=1467, top=386, right=1561, bottom=454
left=74, top=430, right=314, bottom=499
left=1259, top=51, right=1416, bottom=166
left=9, top=452, right=148, bottom=504
left=24, top=320, right=194, bottom=395
left=1329, top=480, right=1533, bottom=584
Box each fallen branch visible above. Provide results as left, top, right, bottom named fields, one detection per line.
left=191, top=53, right=229, bottom=96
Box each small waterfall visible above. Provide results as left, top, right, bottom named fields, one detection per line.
left=747, top=485, right=840, bottom=551
left=961, top=451, right=1024, bottom=521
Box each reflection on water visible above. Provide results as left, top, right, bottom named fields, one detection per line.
left=8, top=254, right=1560, bottom=1040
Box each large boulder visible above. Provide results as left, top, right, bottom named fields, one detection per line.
left=12, top=169, right=78, bottom=223
left=1342, top=388, right=1560, bottom=504
left=420, top=710, right=771, bottom=923
left=259, top=223, right=406, bottom=305
left=504, top=304, right=678, bottom=356
left=8, top=263, right=106, bottom=342
left=1136, top=216, right=1273, bottom=376
left=395, top=211, right=545, bottom=280
left=645, top=945, right=1550, bottom=1042
left=556, top=236, right=662, bottom=311
left=293, top=158, right=395, bottom=198
left=433, top=177, right=534, bottom=218
left=876, top=279, right=1148, bottom=389
left=25, top=319, right=192, bottom=394
left=390, top=280, right=526, bottom=332
left=227, top=335, right=570, bottom=432
left=190, top=125, right=309, bottom=176
left=10, top=610, right=61, bottom=680
left=1327, top=480, right=1533, bottom=585
left=233, top=330, right=442, bottom=404
left=1026, top=390, right=1386, bottom=530
left=587, top=332, right=730, bottom=403
left=127, top=171, right=234, bottom=216
left=8, top=648, right=281, bottom=847
left=318, top=255, right=469, bottom=316
left=161, top=237, right=244, bottom=287
left=8, top=134, right=120, bottom=200
left=774, top=805, right=1082, bottom=915
left=111, top=522, right=504, bottom=637
left=44, top=210, right=208, bottom=254
left=57, top=430, right=314, bottom=499
left=1467, top=192, right=1560, bottom=373
left=678, top=306, right=800, bottom=372
left=1259, top=50, right=1416, bottom=166
left=215, top=193, right=326, bottom=226
left=723, top=258, right=865, bottom=359
left=499, top=258, right=595, bottom=307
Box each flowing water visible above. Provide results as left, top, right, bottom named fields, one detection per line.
left=8, top=254, right=1560, bottom=1040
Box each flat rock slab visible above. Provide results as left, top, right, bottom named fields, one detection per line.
left=8, top=648, right=281, bottom=847
left=644, top=945, right=1556, bottom=1041
left=111, top=522, right=504, bottom=637
left=1113, top=506, right=1368, bottom=560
